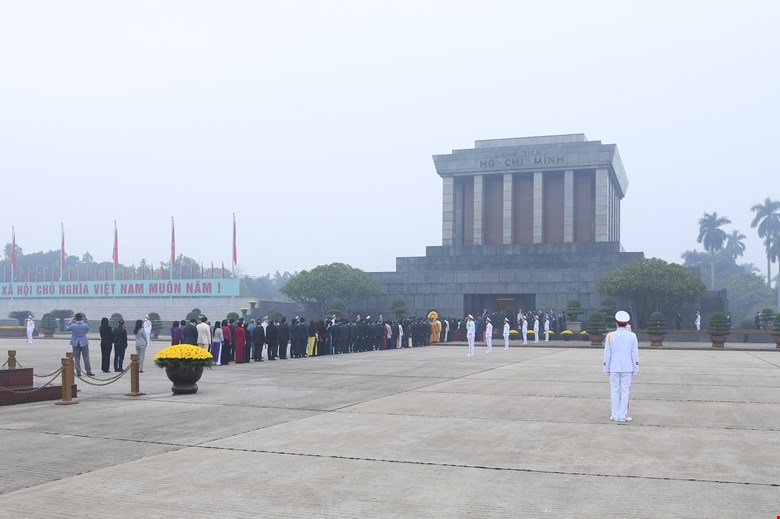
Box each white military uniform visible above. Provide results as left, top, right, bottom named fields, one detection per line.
left=26, top=316, right=35, bottom=343
left=485, top=320, right=493, bottom=353
left=466, top=318, right=476, bottom=357
left=603, top=325, right=639, bottom=422
left=503, top=320, right=510, bottom=350
left=533, top=317, right=539, bottom=343
left=544, top=317, right=550, bottom=341
left=521, top=318, right=528, bottom=344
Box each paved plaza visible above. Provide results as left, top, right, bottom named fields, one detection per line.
left=0, top=337, right=778, bottom=518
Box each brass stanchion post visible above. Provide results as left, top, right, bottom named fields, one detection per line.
left=7, top=350, right=17, bottom=369
left=125, top=353, right=145, bottom=397
left=55, top=357, right=78, bottom=405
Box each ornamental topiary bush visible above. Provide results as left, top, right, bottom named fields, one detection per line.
left=707, top=312, right=731, bottom=337
left=586, top=311, right=608, bottom=336
left=646, top=312, right=667, bottom=336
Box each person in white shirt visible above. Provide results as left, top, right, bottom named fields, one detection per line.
left=143, top=315, right=153, bottom=345
left=484, top=317, right=493, bottom=353
left=533, top=316, right=540, bottom=343
left=466, top=315, right=476, bottom=357
left=694, top=311, right=701, bottom=331
left=521, top=317, right=528, bottom=345
left=25, top=315, right=35, bottom=344
left=544, top=315, right=550, bottom=341
left=503, top=318, right=510, bottom=350
left=603, top=311, right=639, bottom=423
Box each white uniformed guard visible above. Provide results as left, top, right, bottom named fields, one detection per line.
left=485, top=317, right=493, bottom=353
left=521, top=317, right=528, bottom=344
left=503, top=318, right=510, bottom=350
left=533, top=316, right=540, bottom=343
left=466, top=315, right=476, bottom=357
left=603, top=310, right=639, bottom=423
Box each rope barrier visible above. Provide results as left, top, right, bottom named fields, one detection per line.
left=75, top=366, right=130, bottom=387
left=33, top=368, right=64, bottom=378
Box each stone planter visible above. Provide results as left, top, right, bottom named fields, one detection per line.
left=164, top=366, right=204, bottom=394
left=774, top=336, right=780, bottom=348
left=0, top=328, right=26, bottom=338
left=588, top=334, right=605, bottom=346
left=40, top=329, right=56, bottom=338
left=648, top=335, right=665, bottom=348
left=710, top=336, right=727, bottom=348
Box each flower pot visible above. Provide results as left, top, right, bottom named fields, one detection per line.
left=648, top=335, right=665, bottom=348
left=164, top=366, right=204, bottom=394
left=774, top=336, right=780, bottom=348
left=588, top=334, right=605, bottom=346
left=710, top=336, right=727, bottom=348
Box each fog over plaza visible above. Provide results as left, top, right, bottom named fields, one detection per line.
left=1, top=1, right=778, bottom=279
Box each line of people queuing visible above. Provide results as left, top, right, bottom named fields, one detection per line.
left=68, top=314, right=155, bottom=378
left=169, top=314, right=450, bottom=365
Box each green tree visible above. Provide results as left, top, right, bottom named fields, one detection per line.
left=720, top=271, right=774, bottom=323
left=697, top=212, right=731, bottom=289
left=750, top=197, right=780, bottom=288
left=110, top=312, right=124, bottom=328
left=724, top=229, right=746, bottom=260
left=388, top=299, right=408, bottom=320
left=8, top=310, right=33, bottom=326
left=40, top=313, right=57, bottom=335
left=280, top=262, right=380, bottom=319
left=597, top=258, right=706, bottom=325
left=50, top=309, right=75, bottom=332
left=326, top=298, right=347, bottom=319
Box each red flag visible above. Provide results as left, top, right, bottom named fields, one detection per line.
left=211, top=260, right=214, bottom=279
left=10, top=227, right=16, bottom=274
left=189, top=262, right=193, bottom=279
left=77, top=265, right=80, bottom=282
left=60, top=223, right=66, bottom=277
left=142, top=264, right=145, bottom=280
left=27, top=266, right=30, bottom=282
left=222, top=260, right=225, bottom=279
left=35, top=268, right=39, bottom=282
left=123, top=266, right=126, bottom=280
left=171, top=217, right=176, bottom=272
left=132, top=263, right=136, bottom=280
left=151, top=263, right=154, bottom=279
left=160, top=264, right=165, bottom=279
left=201, top=261, right=204, bottom=279
left=232, top=213, right=237, bottom=267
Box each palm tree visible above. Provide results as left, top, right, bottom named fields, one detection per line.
left=724, top=229, right=746, bottom=260
left=750, top=198, right=780, bottom=287
left=697, top=212, right=730, bottom=289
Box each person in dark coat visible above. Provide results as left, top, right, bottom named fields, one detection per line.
left=277, top=317, right=290, bottom=359
left=112, top=319, right=128, bottom=372
left=99, top=317, right=114, bottom=373
left=266, top=319, right=278, bottom=360
left=182, top=318, right=199, bottom=345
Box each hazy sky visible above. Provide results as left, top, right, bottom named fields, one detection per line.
left=1, top=1, right=778, bottom=278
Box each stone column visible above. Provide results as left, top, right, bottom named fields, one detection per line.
left=474, top=175, right=484, bottom=245
left=503, top=173, right=513, bottom=245
left=595, top=168, right=610, bottom=242
left=563, top=169, right=574, bottom=242
left=533, top=171, right=543, bottom=244
left=442, top=177, right=455, bottom=246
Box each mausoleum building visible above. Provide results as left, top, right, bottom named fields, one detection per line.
left=366, top=134, right=644, bottom=320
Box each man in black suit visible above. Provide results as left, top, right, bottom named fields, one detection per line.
left=252, top=320, right=265, bottom=361
left=182, top=318, right=198, bottom=345
left=277, top=317, right=290, bottom=359
left=265, top=319, right=278, bottom=360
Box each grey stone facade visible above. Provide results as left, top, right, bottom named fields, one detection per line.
left=365, top=134, right=643, bottom=320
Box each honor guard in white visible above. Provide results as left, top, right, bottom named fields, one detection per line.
left=543, top=315, right=550, bottom=341
left=533, top=316, right=540, bottom=343
left=466, top=315, right=476, bottom=357
left=503, top=318, right=510, bottom=350
left=485, top=317, right=493, bottom=353
left=603, top=311, right=639, bottom=423
left=521, top=317, right=528, bottom=344
left=26, top=315, right=35, bottom=343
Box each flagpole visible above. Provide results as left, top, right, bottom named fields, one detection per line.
left=113, top=220, right=118, bottom=281
left=171, top=217, right=175, bottom=281
left=232, top=213, right=237, bottom=278
left=10, top=226, right=16, bottom=283
left=60, top=223, right=65, bottom=282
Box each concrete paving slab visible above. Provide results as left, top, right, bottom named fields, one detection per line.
left=0, top=338, right=778, bottom=517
